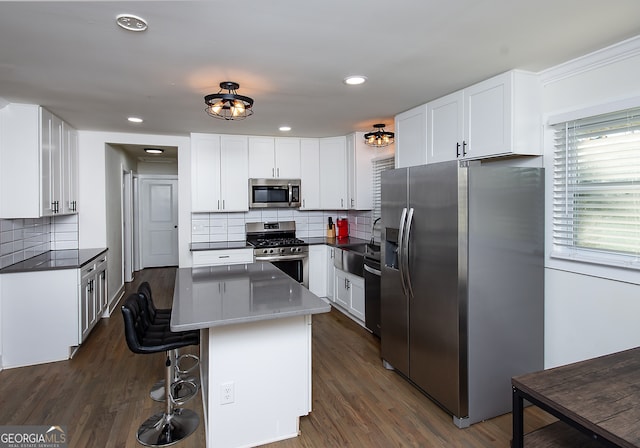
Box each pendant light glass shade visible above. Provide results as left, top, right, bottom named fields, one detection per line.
left=364, top=123, right=394, bottom=147
left=204, top=81, right=254, bottom=120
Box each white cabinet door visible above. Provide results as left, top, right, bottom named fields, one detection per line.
left=275, top=138, right=301, bottom=178
left=248, top=137, right=300, bottom=179
left=40, top=108, right=54, bottom=215
left=191, top=133, right=222, bottom=212
left=464, top=74, right=512, bottom=159
left=191, top=133, right=249, bottom=212
left=319, top=136, right=347, bottom=209
left=334, top=269, right=350, bottom=309
left=62, top=123, right=79, bottom=214
left=326, top=246, right=336, bottom=301
left=0, top=104, right=40, bottom=218
left=394, top=104, right=427, bottom=168
left=308, top=244, right=327, bottom=297
left=427, top=91, right=464, bottom=163
left=300, top=138, right=320, bottom=209
left=220, top=135, right=249, bottom=211
left=248, top=136, right=275, bottom=178
left=463, top=70, right=541, bottom=159
left=347, top=274, right=365, bottom=321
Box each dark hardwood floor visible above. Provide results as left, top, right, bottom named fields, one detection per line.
left=0, top=267, right=554, bottom=447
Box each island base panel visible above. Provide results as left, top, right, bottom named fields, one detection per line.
left=202, top=314, right=312, bottom=448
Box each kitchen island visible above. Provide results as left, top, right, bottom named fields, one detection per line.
left=171, top=262, right=331, bottom=448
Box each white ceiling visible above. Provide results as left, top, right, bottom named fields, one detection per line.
left=1, top=1, right=640, bottom=139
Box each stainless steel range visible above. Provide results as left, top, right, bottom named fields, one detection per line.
left=246, top=221, right=309, bottom=287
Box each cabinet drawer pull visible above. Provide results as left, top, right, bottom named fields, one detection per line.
left=218, top=255, right=230, bottom=258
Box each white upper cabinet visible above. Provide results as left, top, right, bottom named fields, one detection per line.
left=427, top=91, right=464, bottom=164
left=300, top=138, right=321, bottom=210
left=463, top=70, right=541, bottom=159
left=425, top=70, right=542, bottom=163
left=394, top=104, right=427, bottom=168
left=191, top=133, right=249, bottom=213
left=0, top=103, right=78, bottom=218
left=248, top=136, right=300, bottom=179
left=274, top=138, right=301, bottom=178
left=62, top=122, right=79, bottom=214
left=319, top=136, right=348, bottom=209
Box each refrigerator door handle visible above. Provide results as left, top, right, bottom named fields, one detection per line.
left=404, top=207, right=415, bottom=299
left=397, top=207, right=408, bottom=296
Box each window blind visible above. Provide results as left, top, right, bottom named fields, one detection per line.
left=371, top=156, right=395, bottom=240
left=552, top=106, right=640, bottom=266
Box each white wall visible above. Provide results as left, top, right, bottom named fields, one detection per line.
left=540, top=36, right=640, bottom=367
left=78, top=131, right=191, bottom=307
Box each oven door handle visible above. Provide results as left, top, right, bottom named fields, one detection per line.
left=255, top=254, right=307, bottom=262
left=364, top=264, right=381, bottom=277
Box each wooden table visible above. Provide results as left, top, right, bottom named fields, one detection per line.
left=512, top=347, right=640, bottom=448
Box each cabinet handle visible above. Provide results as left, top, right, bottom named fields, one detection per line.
left=222, top=199, right=225, bottom=209
left=277, top=168, right=280, bottom=177
left=351, top=198, right=354, bottom=208
left=89, top=279, right=94, bottom=293
left=303, top=199, right=305, bottom=208
left=462, top=140, right=467, bottom=156
left=217, top=200, right=220, bottom=210
left=272, top=167, right=275, bottom=177
left=218, top=255, right=230, bottom=258
left=341, top=198, right=344, bottom=208
left=456, top=142, right=461, bottom=158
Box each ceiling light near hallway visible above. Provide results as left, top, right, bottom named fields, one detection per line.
left=144, top=148, right=164, bottom=154
left=204, top=81, right=254, bottom=120
left=343, top=75, right=367, bottom=85
left=127, top=116, right=143, bottom=123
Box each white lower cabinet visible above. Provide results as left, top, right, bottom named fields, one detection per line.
left=1, top=252, right=108, bottom=368
left=334, top=269, right=365, bottom=322
left=192, top=248, right=254, bottom=267
left=80, top=254, right=108, bottom=343
left=325, top=246, right=336, bottom=302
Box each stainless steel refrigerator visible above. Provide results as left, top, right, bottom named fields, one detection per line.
left=380, top=160, right=544, bottom=428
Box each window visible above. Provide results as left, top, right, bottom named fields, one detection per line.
left=371, top=156, right=394, bottom=241
left=552, top=106, right=640, bottom=268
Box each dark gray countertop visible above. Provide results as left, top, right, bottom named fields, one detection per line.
left=0, top=248, right=108, bottom=274
left=171, top=262, right=331, bottom=331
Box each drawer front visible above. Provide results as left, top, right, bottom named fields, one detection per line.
left=192, top=249, right=254, bottom=267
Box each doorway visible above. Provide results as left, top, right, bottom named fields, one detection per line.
left=139, top=176, right=179, bottom=267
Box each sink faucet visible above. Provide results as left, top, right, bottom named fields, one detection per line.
left=370, top=217, right=381, bottom=245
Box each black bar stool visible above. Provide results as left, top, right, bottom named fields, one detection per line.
left=122, top=293, right=199, bottom=447
left=137, top=282, right=199, bottom=403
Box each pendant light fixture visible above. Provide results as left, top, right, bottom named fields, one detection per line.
left=364, top=123, right=394, bottom=148
left=204, top=81, right=254, bottom=120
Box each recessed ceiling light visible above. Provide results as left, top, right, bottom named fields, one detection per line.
left=279, top=126, right=292, bottom=132
left=144, top=148, right=164, bottom=154
left=127, top=116, right=143, bottom=123
left=116, top=14, right=148, bottom=32
left=344, top=75, right=367, bottom=85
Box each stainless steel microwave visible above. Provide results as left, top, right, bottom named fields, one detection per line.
left=249, top=178, right=301, bottom=208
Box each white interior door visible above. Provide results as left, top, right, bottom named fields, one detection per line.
left=140, top=177, right=179, bottom=267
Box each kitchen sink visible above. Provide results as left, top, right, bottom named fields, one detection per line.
left=333, top=247, right=364, bottom=277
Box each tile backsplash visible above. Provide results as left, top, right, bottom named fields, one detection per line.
left=192, top=209, right=373, bottom=242
left=0, top=214, right=79, bottom=269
